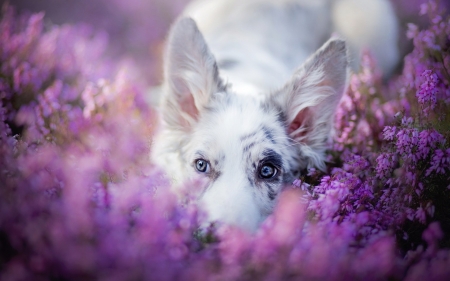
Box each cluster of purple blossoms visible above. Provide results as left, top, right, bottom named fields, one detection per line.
left=1, top=1, right=450, bottom=280
left=417, top=69, right=439, bottom=116
left=294, top=0, right=450, bottom=274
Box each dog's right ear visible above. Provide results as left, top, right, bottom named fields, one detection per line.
left=271, top=39, right=348, bottom=171
left=161, top=17, right=224, bottom=131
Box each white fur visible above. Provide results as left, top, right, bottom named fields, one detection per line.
left=152, top=0, right=399, bottom=232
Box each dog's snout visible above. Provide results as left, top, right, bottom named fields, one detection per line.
left=199, top=179, right=263, bottom=232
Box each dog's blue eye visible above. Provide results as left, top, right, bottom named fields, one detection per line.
left=259, top=164, right=277, bottom=179
left=195, top=159, right=209, bottom=173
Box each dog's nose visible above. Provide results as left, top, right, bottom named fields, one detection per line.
left=199, top=183, right=262, bottom=232
left=195, top=221, right=221, bottom=243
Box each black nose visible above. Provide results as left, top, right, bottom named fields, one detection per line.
left=194, top=222, right=220, bottom=244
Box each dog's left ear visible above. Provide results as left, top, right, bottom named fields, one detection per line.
left=273, top=39, right=349, bottom=170
left=161, top=17, right=225, bottom=131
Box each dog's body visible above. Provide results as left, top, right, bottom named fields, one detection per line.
left=152, top=0, right=399, bottom=232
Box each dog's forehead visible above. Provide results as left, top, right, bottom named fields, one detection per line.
left=193, top=94, right=287, bottom=160
left=217, top=100, right=275, bottom=131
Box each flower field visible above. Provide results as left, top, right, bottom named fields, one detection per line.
left=1, top=1, right=450, bottom=280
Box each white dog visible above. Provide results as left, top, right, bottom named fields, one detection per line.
left=152, top=0, right=399, bottom=232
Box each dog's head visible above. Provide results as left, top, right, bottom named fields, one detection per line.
left=153, top=18, right=348, bottom=232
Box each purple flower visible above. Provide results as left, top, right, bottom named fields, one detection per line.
left=426, top=148, right=450, bottom=176
left=416, top=70, right=439, bottom=116
left=376, top=153, right=396, bottom=179
left=383, top=126, right=397, bottom=141
left=417, top=129, right=445, bottom=159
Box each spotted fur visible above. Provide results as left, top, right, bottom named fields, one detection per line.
left=151, top=0, right=398, bottom=232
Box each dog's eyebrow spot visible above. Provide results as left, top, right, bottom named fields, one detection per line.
left=243, top=141, right=256, bottom=152
left=262, top=149, right=283, bottom=169
left=240, top=130, right=258, bottom=142
left=262, top=126, right=276, bottom=144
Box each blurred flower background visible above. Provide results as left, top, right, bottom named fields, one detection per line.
left=1, top=0, right=189, bottom=85
left=0, top=0, right=450, bottom=280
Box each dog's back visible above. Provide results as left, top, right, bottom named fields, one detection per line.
left=183, top=0, right=399, bottom=95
